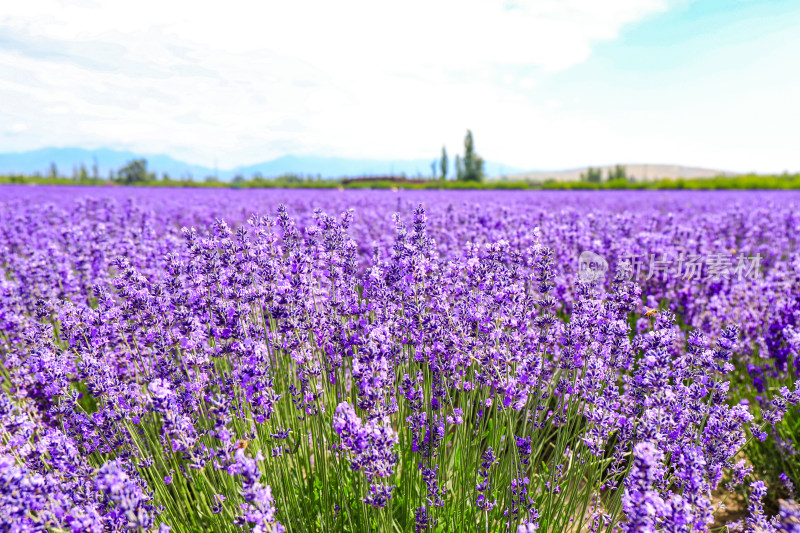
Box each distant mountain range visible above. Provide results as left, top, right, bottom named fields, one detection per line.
left=500, top=164, right=738, bottom=183
left=0, top=148, right=740, bottom=183
left=0, top=147, right=524, bottom=180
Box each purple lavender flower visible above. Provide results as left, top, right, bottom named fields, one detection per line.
left=772, top=499, right=800, bottom=533
left=333, top=401, right=398, bottom=507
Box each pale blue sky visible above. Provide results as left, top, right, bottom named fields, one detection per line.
left=529, top=0, right=800, bottom=172
left=1, top=0, right=798, bottom=172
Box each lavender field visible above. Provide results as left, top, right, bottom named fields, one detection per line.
left=2, top=185, right=800, bottom=533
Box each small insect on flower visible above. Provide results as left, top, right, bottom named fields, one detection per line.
left=644, top=308, right=658, bottom=317
left=235, top=439, right=250, bottom=451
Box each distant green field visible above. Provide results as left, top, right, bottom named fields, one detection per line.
left=2, top=173, right=800, bottom=190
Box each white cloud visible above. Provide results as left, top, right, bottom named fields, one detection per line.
left=6, top=122, right=28, bottom=133
left=1, top=0, right=673, bottom=168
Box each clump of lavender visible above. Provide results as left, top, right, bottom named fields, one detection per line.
left=333, top=401, right=398, bottom=507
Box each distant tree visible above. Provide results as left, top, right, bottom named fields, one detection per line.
left=78, top=164, right=89, bottom=181
left=162, top=172, right=172, bottom=182
left=252, top=172, right=265, bottom=183
left=92, top=156, right=99, bottom=180
left=457, top=130, right=485, bottom=182
left=606, top=164, right=627, bottom=181
left=232, top=174, right=246, bottom=184
left=204, top=175, right=219, bottom=183
left=454, top=154, right=462, bottom=180
left=430, top=160, right=438, bottom=179
left=116, top=159, right=153, bottom=184
left=48, top=162, right=58, bottom=179
left=440, top=146, right=448, bottom=181
left=580, top=167, right=603, bottom=183
left=277, top=173, right=302, bottom=183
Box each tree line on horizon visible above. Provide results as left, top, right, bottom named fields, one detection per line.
left=580, top=164, right=630, bottom=183
left=7, top=132, right=796, bottom=189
